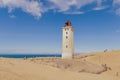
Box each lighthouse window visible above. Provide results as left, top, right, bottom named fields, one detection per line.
left=66, top=36, right=68, bottom=39
left=66, top=45, right=68, bottom=48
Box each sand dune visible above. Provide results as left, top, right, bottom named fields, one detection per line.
left=27, top=58, right=107, bottom=74
left=0, top=50, right=120, bottom=80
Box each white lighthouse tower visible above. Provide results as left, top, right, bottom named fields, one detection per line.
left=62, top=20, right=74, bottom=59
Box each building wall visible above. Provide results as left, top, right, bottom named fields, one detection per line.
left=62, top=26, right=74, bottom=59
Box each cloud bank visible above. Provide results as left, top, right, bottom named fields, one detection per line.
left=0, top=0, right=120, bottom=18
left=0, top=0, right=44, bottom=18
left=113, top=0, right=120, bottom=16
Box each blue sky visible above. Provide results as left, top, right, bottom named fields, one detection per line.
left=0, top=0, right=120, bottom=54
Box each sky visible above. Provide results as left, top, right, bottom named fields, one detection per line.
left=0, top=0, right=120, bottom=54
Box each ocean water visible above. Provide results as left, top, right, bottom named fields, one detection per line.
left=0, top=54, right=61, bottom=58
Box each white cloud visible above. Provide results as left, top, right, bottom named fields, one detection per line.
left=47, top=0, right=76, bottom=12
left=113, top=0, right=120, bottom=5
left=1, top=0, right=120, bottom=18
left=75, top=0, right=96, bottom=9
left=0, top=0, right=44, bottom=18
left=97, top=0, right=102, bottom=6
left=47, top=0, right=96, bottom=12
left=9, top=14, right=16, bottom=18
left=116, top=8, right=120, bottom=16
left=1, top=0, right=101, bottom=17
left=47, top=0, right=108, bottom=14
left=93, top=6, right=108, bottom=10
left=64, top=11, right=84, bottom=14
left=113, top=0, right=120, bottom=16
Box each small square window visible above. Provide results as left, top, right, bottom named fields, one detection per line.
left=66, top=45, right=68, bottom=48
left=66, top=32, right=68, bottom=34
left=66, top=36, right=68, bottom=39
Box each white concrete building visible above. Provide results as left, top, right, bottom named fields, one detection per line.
left=62, top=20, right=74, bottom=59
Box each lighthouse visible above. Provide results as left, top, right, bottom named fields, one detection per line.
left=62, top=20, right=74, bottom=59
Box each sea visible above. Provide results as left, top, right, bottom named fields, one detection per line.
left=0, top=54, right=61, bottom=58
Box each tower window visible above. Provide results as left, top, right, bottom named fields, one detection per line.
left=66, top=32, right=68, bottom=34
left=66, top=36, right=68, bottom=39
left=66, top=45, right=68, bottom=48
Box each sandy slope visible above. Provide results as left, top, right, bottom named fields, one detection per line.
left=77, top=50, right=120, bottom=79
left=0, top=50, right=120, bottom=80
